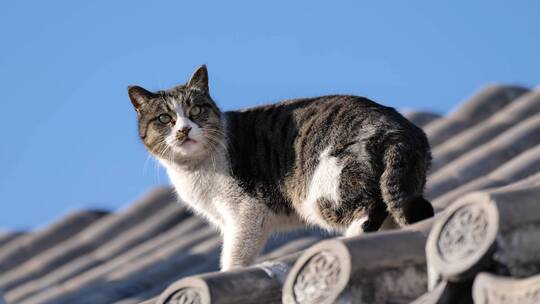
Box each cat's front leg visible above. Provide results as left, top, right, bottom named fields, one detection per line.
left=220, top=204, right=271, bottom=271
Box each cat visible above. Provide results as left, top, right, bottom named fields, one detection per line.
left=128, top=65, right=434, bottom=270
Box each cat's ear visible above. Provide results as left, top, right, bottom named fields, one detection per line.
left=187, top=64, right=209, bottom=93
left=128, top=85, right=154, bottom=111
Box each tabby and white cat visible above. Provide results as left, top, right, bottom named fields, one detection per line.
left=128, top=65, right=434, bottom=270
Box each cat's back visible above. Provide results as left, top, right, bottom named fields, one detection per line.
left=225, top=94, right=418, bottom=145
left=223, top=94, right=424, bottom=175
left=225, top=94, right=398, bottom=130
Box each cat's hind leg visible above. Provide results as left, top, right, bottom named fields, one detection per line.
left=344, top=202, right=388, bottom=237
left=317, top=195, right=388, bottom=237
left=380, top=134, right=434, bottom=227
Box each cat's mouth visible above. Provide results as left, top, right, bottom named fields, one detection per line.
left=177, top=137, right=197, bottom=146
left=182, top=138, right=197, bottom=145
left=166, top=133, right=201, bottom=155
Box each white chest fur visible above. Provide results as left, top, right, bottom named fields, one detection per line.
left=164, top=161, right=234, bottom=228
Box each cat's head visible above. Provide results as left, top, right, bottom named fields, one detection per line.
left=128, top=65, right=224, bottom=166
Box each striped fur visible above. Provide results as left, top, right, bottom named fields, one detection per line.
left=128, top=65, right=434, bottom=269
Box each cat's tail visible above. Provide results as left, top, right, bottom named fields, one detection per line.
left=379, top=131, right=434, bottom=227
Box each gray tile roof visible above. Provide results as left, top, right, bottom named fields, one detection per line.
left=2, top=84, right=540, bottom=304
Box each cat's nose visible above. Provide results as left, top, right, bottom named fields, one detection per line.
left=178, top=126, right=192, bottom=135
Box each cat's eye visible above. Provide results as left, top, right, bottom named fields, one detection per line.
left=158, top=114, right=172, bottom=124
left=189, top=106, right=201, bottom=116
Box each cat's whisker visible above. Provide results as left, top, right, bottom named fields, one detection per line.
left=206, top=137, right=223, bottom=172
left=143, top=153, right=153, bottom=175
left=155, top=141, right=170, bottom=183
left=206, top=135, right=226, bottom=146
left=204, top=132, right=227, bottom=151
left=210, top=152, right=217, bottom=172
left=205, top=128, right=231, bottom=154
left=206, top=139, right=227, bottom=158
left=160, top=143, right=173, bottom=165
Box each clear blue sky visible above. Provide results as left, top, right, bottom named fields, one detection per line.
left=1, top=1, right=539, bottom=230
